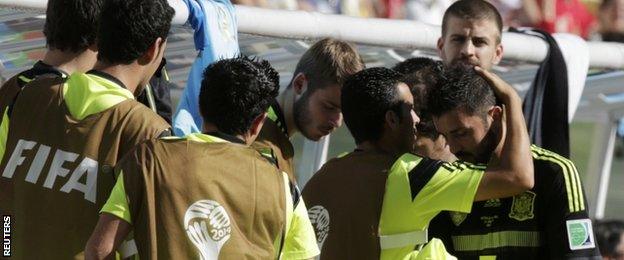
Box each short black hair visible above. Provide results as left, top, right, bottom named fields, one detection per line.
left=393, top=57, right=441, bottom=76
left=342, top=67, right=404, bottom=144
left=442, top=0, right=503, bottom=43
left=199, top=56, right=280, bottom=136
left=393, top=57, right=444, bottom=139
left=427, top=67, right=496, bottom=119
left=392, top=57, right=443, bottom=112
left=594, top=219, right=624, bottom=258
left=44, top=0, right=102, bottom=52
left=97, top=0, right=175, bottom=64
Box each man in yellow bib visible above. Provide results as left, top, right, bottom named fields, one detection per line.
left=0, top=0, right=173, bottom=258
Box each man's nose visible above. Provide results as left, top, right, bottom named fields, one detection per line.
left=460, top=40, right=475, bottom=56
left=330, top=112, right=342, bottom=128
left=447, top=139, right=461, bottom=154
left=412, top=110, right=420, bottom=125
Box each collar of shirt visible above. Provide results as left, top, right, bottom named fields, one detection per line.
left=62, top=71, right=134, bottom=120
left=185, top=132, right=245, bottom=144
left=268, top=99, right=288, bottom=137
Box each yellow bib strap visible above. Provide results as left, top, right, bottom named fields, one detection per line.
left=379, top=229, right=428, bottom=249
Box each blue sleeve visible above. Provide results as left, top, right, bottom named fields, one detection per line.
left=173, top=0, right=240, bottom=136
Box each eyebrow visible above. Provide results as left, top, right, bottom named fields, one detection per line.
left=473, top=36, right=490, bottom=43
left=325, top=100, right=340, bottom=108
left=449, top=127, right=468, bottom=135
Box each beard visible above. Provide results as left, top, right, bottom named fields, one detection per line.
left=456, top=120, right=499, bottom=164
left=449, top=58, right=480, bottom=70
left=293, top=92, right=320, bottom=141
left=474, top=123, right=500, bottom=164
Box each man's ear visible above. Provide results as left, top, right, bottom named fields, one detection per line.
left=385, top=110, right=400, bottom=130
left=138, top=37, right=164, bottom=65
left=437, top=37, right=444, bottom=55
left=292, top=73, right=308, bottom=96
left=249, top=112, right=268, bottom=139
left=88, top=43, right=98, bottom=52
left=488, top=105, right=503, bottom=121
left=493, top=43, right=504, bottom=65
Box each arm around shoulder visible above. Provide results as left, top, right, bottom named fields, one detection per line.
left=474, top=67, right=534, bottom=201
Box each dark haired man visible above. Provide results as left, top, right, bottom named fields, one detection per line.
left=253, top=38, right=365, bottom=182
left=0, top=0, right=174, bottom=258
left=427, top=67, right=601, bottom=259
left=0, top=0, right=102, bottom=162
left=86, top=56, right=319, bottom=259
left=302, top=66, right=534, bottom=259
left=393, top=57, right=455, bottom=162
left=437, top=0, right=504, bottom=70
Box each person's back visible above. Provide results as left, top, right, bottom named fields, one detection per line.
left=0, top=75, right=169, bottom=258
left=113, top=133, right=286, bottom=258
left=304, top=149, right=489, bottom=259
left=0, top=0, right=174, bottom=258
left=430, top=145, right=599, bottom=259
left=87, top=56, right=320, bottom=259
left=303, top=151, right=395, bottom=258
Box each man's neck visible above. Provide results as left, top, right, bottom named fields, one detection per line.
left=92, top=62, right=143, bottom=96
left=42, top=48, right=97, bottom=75
left=484, top=121, right=506, bottom=164
left=276, top=86, right=298, bottom=138
left=356, top=139, right=402, bottom=157
left=203, top=124, right=250, bottom=145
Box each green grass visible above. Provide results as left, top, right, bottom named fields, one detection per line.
left=570, top=122, right=624, bottom=219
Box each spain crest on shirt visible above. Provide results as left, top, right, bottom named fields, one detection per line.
left=450, top=212, right=467, bottom=226
left=509, top=191, right=536, bottom=221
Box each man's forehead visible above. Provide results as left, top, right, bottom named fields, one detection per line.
left=436, top=108, right=480, bottom=129
left=315, top=83, right=342, bottom=103
left=396, top=83, right=414, bottom=103
left=444, top=16, right=500, bottom=38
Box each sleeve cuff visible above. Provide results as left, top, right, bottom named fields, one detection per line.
left=100, top=173, right=132, bottom=224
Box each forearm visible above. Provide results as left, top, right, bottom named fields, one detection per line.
left=85, top=213, right=131, bottom=260
left=500, top=93, right=533, bottom=188
left=85, top=237, right=116, bottom=260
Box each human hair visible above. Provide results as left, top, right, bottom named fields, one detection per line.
left=442, top=0, right=503, bottom=43
left=43, top=0, right=102, bottom=52
left=97, top=0, right=175, bottom=64
left=427, top=67, right=497, bottom=120
left=292, top=38, right=365, bottom=92
left=199, top=56, right=280, bottom=136
left=393, top=57, right=444, bottom=139
left=393, top=57, right=442, bottom=77
left=342, top=67, right=404, bottom=144
left=594, top=219, right=624, bottom=258
left=392, top=58, right=443, bottom=112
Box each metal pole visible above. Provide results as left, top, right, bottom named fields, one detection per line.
left=585, top=116, right=618, bottom=219
left=6, top=0, right=624, bottom=69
